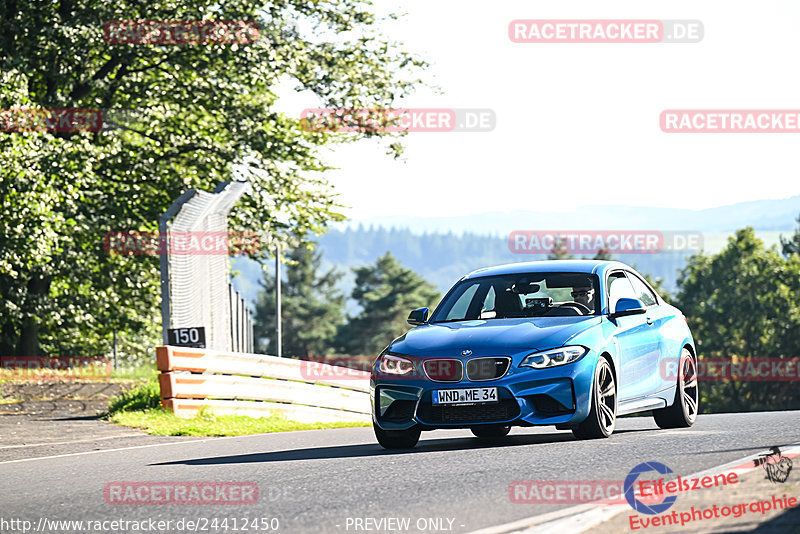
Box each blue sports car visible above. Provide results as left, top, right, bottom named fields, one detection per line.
left=371, top=260, right=699, bottom=449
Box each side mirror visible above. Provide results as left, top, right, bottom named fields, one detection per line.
left=407, top=307, right=429, bottom=326
left=609, top=298, right=646, bottom=320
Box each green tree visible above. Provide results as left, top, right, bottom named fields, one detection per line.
left=780, top=213, right=800, bottom=257
left=253, top=245, right=344, bottom=358
left=591, top=248, right=613, bottom=261
left=642, top=272, right=669, bottom=303
left=674, top=228, right=800, bottom=412
left=547, top=236, right=574, bottom=260
left=338, top=252, right=440, bottom=355
left=0, top=1, right=425, bottom=356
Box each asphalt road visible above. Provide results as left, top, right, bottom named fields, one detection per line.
left=2, top=411, right=799, bottom=534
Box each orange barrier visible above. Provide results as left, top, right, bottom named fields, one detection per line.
left=156, top=346, right=372, bottom=423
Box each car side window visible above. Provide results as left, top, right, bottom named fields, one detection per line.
left=481, top=286, right=496, bottom=313
left=607, top=271, right=637, bottom=312
left=445, top=282, right=479, bottom=320
left=627, top=273, right=658, bottom=307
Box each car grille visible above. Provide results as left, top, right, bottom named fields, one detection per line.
left=423, top=359, right=463, bottom=382
left=420, top=401, right=519, bottom=424
left=466, top=357, right=510, bottom=381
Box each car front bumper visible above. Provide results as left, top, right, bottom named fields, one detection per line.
left=371, top=353, right=598, bottom=431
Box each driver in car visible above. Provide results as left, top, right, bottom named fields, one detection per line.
left=571, top=285, right=595, bottom=312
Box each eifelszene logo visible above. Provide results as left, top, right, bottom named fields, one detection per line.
left=624, top=461, right=740, bottom=516
left=624, top=462, right=678, bottom=515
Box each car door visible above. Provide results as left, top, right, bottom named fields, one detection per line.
left=626, top=271, right=670, bottom=396
left=607, top=271, right=656, bottom=402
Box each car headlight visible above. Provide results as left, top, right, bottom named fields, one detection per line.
left=378, top=354, right=415, bottom=375
left=520, top=346, right=588, bottom=369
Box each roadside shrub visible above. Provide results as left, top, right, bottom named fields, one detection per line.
left=107, top=376, right=161, bottom=414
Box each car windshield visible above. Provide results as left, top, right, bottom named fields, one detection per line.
left=430, top=272, right=600, bottom=322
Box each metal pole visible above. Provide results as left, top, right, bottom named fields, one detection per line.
left=229, top=284, right=234, bottom=351
left=247, top=310, right=252, bottom=353
left=112, top=329, right=118, bottom=371
left=240, top=295, right=245, bottom=353
left=236, top=291, right=243, bottom=352
left=249, top=310, right=254, bottom=353
left=275, top=243, right=282, bottom=358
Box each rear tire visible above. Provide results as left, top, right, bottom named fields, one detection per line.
left=471, top=425, right=511, bottom=438
left=653, top=347, right=698, bottom=429
left=374, top=423, right=421, bottom=449
left=572, top=357, right=617, bottom=440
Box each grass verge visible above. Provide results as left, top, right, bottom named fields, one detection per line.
left=108, top=409, right=369, bottom=436
left=106, top=376, right=370, bottom=436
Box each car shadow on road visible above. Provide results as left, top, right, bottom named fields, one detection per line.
left=153, top=428, right=654, bottom=466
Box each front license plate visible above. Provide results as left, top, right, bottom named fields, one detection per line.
left=432, top=387, right=498, bottom=405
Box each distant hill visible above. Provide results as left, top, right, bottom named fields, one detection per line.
left=232, top=197, right=800, bottom=307
left=341, top=195, right=800, bottom=235
left=315, top=228, right=785, bottom=297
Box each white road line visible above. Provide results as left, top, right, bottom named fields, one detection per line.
left=469, top=443, right=800, bottom=534
left=467, top=505, right=599, bottom=534
left=0, top=438, right=213, bottom=465
left=0, top=427, right=362, bottom=465
left=0, top=433, right=145, bottom=450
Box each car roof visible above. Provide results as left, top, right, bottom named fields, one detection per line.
left=461, top=259, right=633, bottom=280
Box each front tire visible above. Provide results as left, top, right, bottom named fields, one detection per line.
left=471, top=425, right=511, bottom=438
left=653, top=347, right=698, bottom=429
left=573, top=357, right=617, bottom=440
left=374, top=423, right=421, bottom=449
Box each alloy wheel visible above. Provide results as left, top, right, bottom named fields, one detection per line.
left=597, top=359, right=617, bottom=434
left=679, top=349, right=698, bottom=424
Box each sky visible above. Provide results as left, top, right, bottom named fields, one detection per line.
left=275, top=0, right=800, bottom=220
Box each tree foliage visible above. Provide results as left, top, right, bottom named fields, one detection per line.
left=780, top=213, right=800, bottom=258
left=253, top=245, right=344, bottom=358
left=337, top=252, right=440, bottom=356
left=674, top=228, right=800, bottom=412
left=0, top=0, right=425, bottom=356
left=547, top=237, right=574, bottom=260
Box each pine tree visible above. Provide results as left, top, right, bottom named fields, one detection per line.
left=337, top=253, right=440, bottom=355
left=253, top=245, right=344, bottom=358
left=780, top=213, right=800, bottom=257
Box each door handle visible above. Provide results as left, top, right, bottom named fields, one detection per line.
left=646, top=316, right=654, bottom=325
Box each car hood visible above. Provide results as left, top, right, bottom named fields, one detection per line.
left=388, top=316, right=601, bottom=358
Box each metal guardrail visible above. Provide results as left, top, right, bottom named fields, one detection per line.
left=156, top=346, right=371, bottom=423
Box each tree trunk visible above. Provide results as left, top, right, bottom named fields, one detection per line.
left=15, top=274, right=51, bottom=356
